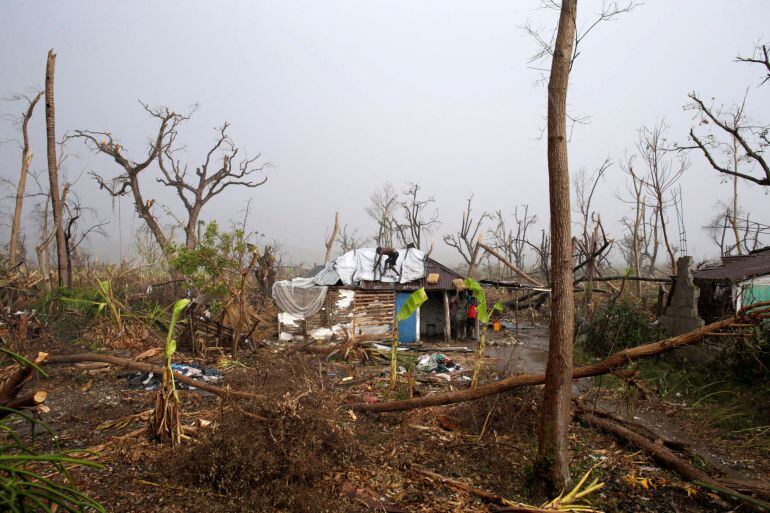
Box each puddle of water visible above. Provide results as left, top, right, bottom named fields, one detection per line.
left=486, top=324, right=550, bottom=375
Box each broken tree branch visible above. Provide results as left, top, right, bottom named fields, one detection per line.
left=45, top=353, right=264, bottom=401
left=477, top=241, right=543, bottom=287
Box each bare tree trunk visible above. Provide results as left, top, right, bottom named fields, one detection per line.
left=730, top=131, right=743, bottom=255
left=536, top=0, right=576, bottom=492
left=632, top=204, right=643, bottom=297
left=656, top=190, right=676, bottom=275
left=325, top=211, right=340, bottom=263
left=184, top=203, right=203, bottom=250
left=44, top=50, right=68, bottom=288
left=467, top=231, right=484, bottom=278
left=9, top=92, right=43, bottom=265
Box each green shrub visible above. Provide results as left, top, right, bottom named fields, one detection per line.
left=581, top=300, right=662, bottom=357
left=718, top=319, right=770, bottom=384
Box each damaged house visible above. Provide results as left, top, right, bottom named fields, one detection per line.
left=694, top=247, right=770, bottom=322
left=272, top=248, right=464, bottom=344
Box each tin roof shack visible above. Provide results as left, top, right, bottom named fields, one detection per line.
left=272, top=248, right=464, bottom=344
left=693, top=247, right=770, bottom=323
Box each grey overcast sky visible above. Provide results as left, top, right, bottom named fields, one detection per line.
left=1, top=1, right=768, bottom=266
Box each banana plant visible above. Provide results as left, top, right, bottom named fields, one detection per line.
left=391, top=287, right=428, bottom=390
left=148, top=298, right=190, bottom=446
left=464, top=278, right=503, bottom=388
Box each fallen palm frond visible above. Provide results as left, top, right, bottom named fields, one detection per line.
left=536, top=466, right=605, bottom=512
left=412, top=466, right=604, bottom=512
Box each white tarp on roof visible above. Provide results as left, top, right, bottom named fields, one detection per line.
left=315, top=247, right=426, bottom=286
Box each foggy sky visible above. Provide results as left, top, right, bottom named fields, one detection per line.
left=1, top=1, right=768, bottom=267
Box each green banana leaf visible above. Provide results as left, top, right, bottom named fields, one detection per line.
left=165, top=298, right=191, bottom=361
left=397, top=287, right=428, bottom=322
left=464, top=278, right=503, bottom=324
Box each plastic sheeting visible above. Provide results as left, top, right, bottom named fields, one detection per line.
left=315, top=247, right=426, bottom=286
left=272, top=277, right=328, bottom=319
left=272, top=248, right=426, bottom=319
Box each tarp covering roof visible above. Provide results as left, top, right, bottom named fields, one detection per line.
left=358, top=256, right=463, bottom=291
left=311, top=247, right=427, bottom=287
left=693, top=247, right=770, bottom=283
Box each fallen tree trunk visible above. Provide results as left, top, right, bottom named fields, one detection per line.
left=578, top=412, right=770, bottom=511
left=46, top=353, right=264, bottom=401
left=577, top=404, right=687, bottom=451
left=348, top=317, right=734, bottom=412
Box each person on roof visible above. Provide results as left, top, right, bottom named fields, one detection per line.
left=375, top=246, right=401, bottom=278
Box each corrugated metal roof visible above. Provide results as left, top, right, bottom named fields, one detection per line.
left=693, top=247, right=770, bottom=283
left=358, top=257, right=463, bottom=291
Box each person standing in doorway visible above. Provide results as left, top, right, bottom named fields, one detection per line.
left=466, top=296, right=478, bottom=341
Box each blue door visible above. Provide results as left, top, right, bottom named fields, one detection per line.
left=396, top=292, right=418, bottom=343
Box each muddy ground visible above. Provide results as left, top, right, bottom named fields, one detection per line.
left=5, top=322, right=770, bottom=512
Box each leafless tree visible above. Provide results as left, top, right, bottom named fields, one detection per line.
left=70, top=102, right=191, bottom=253
left=523, top=0, right=640, bottom=76
left=737, top=43, right=770, bottom=86
left=638, top=122, right=687, bottom=275
left=395, top=183, right=440, bottom=249
left=324, top=212, right=340, bottom=262
left=6, top=91, right=43, bottom=266
left=443, top=195, right=488, bottom=269
left=573, top=160, right=613, bottom=311
left=686, top=43, right=769, bottom=187
left=336, top=224, right=366, bottom=253
left=492, top=205, right=539, bottom=270
left=158, top=123, right=269, bottom=249
left=62, top=192, right=109, bottom=285
left=616, top=154, right=646, bottom=294
left=366, top=183, right=399, bottom=247
left=536, top=0, right=577, bottom=492
left=536, top=229, right=552, bottom=283
left=705, top=206, right=770, bottom=255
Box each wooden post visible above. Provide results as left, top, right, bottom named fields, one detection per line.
left=443, top=291, right=451, bottom=341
